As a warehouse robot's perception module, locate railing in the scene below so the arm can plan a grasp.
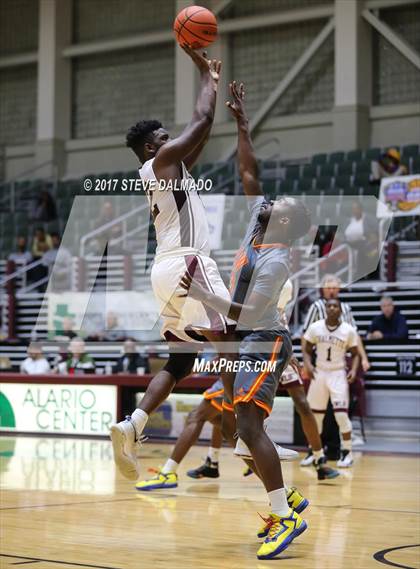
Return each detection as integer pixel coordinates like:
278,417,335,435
79,201,150,257
0,160,56,213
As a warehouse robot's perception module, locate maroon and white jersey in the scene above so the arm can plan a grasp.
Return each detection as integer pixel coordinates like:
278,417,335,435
139,158,210,260
304,319,358,371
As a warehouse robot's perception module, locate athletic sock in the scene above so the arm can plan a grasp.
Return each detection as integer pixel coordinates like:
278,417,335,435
341,439,352,452
268,488,289,517
208,447,220,464
161,458,179,474
313,449,325,461
131,408,148,436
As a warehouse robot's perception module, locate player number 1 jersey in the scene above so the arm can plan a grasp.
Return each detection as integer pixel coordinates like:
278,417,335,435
303,320,358,371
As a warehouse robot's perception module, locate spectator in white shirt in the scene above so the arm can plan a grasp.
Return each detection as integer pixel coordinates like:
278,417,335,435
20,343,50,374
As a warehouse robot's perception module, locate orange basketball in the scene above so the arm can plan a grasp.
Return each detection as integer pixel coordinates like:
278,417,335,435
173,5,218,49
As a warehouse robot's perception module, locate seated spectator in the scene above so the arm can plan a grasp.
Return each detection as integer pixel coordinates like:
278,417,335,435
367,296,409,340
58,338,95,374
30,190,57,222
20,343,50,374
113,339,150,374
41,233,72,291
53,317,78,341
8,236,33,265
88,312,127,342
32,227,52,259
371,148,407,183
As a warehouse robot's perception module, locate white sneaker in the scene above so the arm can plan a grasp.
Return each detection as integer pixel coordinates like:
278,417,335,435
233,436,252,459
275,445,299,462
233,437,298,462
300,449,315,466
336,450,354,468
110,417,145,480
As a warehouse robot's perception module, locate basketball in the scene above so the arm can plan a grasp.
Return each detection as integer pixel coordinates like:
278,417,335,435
174,5,218,49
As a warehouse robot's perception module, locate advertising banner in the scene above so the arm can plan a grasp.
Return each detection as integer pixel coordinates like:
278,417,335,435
141,393,294,443
377,175,420,218
0,384,117,435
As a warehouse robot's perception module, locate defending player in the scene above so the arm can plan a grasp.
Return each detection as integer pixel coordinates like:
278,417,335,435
180,81,311,560
136,379,225,490
110,46,239,481
276,280,339,480
302,298,360,467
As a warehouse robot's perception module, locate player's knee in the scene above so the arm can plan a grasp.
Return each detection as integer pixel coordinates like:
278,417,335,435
236,414,260,448
187,405,207,425
295,396,312,417
163,351,198,383
334,411,352,434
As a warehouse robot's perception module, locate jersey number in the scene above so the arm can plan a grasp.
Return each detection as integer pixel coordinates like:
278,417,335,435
326,347,332,362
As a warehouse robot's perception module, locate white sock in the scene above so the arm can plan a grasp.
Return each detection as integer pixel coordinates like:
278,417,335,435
161,458,179,474
342,439,352,452
208,447,220,463
131,408,148,435
313,449,325,461
268,488,289,517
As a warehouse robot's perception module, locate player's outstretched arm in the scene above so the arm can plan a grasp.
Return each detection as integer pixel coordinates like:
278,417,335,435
154,46,220,170
180,270,282,328
226,81,262,196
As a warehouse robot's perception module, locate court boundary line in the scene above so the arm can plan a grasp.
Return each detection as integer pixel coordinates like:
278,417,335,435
0,553,122,569
373,544,420,569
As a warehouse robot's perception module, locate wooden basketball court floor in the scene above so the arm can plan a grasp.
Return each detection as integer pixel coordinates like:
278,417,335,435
1,436,419,569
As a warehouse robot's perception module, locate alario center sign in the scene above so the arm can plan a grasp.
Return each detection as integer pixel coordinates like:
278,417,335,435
0,384,117,435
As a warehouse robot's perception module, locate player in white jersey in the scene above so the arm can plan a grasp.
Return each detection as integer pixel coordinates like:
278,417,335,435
302,298,360,467
277,281,339,480
109,46,237,481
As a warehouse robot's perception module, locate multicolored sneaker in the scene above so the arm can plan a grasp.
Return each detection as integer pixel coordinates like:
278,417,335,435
257,509,307,560
257,487,309,538
135,470,178,491
186,457,219,479
286,487,309,514
314,456,340,480
243,465,253,477
110,416,146,480
300,448,315,466
337,450,354,468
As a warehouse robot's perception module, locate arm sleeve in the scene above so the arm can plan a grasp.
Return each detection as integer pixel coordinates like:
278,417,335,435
246,195,265,215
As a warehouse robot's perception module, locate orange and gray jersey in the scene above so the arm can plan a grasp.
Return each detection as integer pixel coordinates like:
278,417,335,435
139,158,210,260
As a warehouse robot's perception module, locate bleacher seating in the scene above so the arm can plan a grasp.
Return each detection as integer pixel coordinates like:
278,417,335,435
0,143,419,259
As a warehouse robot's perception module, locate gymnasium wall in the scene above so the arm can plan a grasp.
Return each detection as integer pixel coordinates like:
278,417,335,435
0,0,419,180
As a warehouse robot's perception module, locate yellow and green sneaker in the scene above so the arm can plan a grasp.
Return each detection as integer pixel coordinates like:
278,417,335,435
257,487,309,538
135,470,178,492
286,486,309,514
257,508,307,560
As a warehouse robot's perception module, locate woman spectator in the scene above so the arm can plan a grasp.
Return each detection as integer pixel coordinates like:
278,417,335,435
20,343,50,374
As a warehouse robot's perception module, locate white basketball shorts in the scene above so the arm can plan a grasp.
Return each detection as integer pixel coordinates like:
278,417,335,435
307,368,349,412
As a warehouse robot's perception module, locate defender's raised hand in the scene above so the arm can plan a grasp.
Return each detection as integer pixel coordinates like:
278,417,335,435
182,44,222,83
226,81,246,121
